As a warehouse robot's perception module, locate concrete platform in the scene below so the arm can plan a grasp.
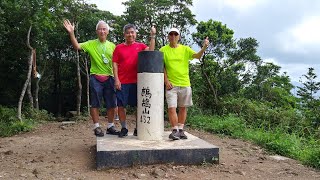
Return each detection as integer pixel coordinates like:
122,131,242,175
96,131,219,169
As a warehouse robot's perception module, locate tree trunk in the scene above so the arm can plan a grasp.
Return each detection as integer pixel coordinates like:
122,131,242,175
34,78,40,110
34,53,47,110
200,54,218,105
75,23,82,116
76,49,82,116
57,59,62,117
18,51,33,120
27,78,34,107
18,25,34,121
85,56,90,115
53,52,62,117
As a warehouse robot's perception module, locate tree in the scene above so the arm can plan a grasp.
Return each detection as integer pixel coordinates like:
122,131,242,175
242,62,296,108
297,67,320,104
192,20,263,106
123,0,197,47
192,20,234,105
297,67,320,128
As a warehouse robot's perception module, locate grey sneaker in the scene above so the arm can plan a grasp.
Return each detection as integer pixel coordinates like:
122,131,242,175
106,126,120,135
118,128,128,138
94,127,104,137
179,129,188,139
169,129,180,140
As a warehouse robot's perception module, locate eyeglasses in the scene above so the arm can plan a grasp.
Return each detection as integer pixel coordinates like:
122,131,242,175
169,32,179,36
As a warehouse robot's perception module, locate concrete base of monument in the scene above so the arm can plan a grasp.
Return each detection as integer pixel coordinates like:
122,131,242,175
96,131,219,169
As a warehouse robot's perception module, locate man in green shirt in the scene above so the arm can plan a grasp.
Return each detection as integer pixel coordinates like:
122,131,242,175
63,19,119,137
160,28,209,140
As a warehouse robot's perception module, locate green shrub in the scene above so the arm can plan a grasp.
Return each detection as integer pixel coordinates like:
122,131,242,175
188,113,320,169
218,98,306,133
10,120,34,133
23,107,54,121
303,148,320,168
0,106,53,137
298,138,320,169
0,119,34,137
0,106,17,123
188,114,246,137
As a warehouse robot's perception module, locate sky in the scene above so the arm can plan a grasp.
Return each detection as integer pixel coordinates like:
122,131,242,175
87,0,320,83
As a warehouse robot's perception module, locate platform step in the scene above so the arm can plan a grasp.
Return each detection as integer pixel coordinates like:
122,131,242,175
96,131,219,169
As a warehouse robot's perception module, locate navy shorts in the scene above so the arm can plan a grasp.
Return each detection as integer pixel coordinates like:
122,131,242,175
89,75,116,109
116,83,137,107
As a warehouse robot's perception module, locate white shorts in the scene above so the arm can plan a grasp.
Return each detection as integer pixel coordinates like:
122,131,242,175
166,86,193,108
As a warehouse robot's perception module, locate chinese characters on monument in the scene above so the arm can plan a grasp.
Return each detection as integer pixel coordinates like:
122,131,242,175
140,87,152,124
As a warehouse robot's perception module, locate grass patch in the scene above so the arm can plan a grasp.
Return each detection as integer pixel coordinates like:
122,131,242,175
0,106,53,137
188,114,320,169
0,119,34,137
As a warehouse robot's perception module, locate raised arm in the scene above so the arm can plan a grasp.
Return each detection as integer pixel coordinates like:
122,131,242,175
145,26,156,51
63,19,81,50
192,37,209,59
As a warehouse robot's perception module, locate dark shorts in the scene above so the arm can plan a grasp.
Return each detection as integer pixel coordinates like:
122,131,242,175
89,75,116,109
116,83,137,107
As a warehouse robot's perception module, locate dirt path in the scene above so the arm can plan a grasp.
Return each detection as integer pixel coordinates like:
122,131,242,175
0,116,319,180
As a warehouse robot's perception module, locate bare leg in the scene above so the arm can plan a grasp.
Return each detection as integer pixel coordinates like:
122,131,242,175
168,107,178,128
118,106,128,137
90,108,99,124
177,107,187,125
114,106,119,118
168,107,180,140
118,106,126,121
106,107,115,123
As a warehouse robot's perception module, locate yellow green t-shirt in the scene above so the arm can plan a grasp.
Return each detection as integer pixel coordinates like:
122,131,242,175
80,39,115,76
160,44,195,87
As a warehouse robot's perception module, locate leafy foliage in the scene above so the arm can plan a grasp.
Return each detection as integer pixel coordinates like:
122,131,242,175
123,0,197,47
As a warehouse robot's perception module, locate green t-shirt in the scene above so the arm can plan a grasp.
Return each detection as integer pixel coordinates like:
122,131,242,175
160,44,195,87
80,39,115,76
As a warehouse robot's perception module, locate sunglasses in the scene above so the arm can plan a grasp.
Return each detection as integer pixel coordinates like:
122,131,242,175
169,32,179,36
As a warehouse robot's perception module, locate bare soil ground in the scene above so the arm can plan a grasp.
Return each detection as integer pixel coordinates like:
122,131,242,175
0,115,319,180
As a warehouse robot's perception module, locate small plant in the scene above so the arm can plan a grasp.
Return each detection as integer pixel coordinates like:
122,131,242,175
212,157,219,164
201,158,209,167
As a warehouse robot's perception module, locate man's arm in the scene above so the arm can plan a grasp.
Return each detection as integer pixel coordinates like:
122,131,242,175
164,68,173,90
63,19,82,50
192,37,209,59
113,62,121,90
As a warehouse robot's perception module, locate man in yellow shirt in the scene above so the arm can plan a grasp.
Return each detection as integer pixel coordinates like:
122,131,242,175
160,28,209,140
63,19,119,137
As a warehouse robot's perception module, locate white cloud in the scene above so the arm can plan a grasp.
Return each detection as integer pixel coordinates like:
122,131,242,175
223,0,265,12
263,57,278,64
86,0,127,15
193,0,266,15
292,16,320,43
262,57,314,82
278,16,320,54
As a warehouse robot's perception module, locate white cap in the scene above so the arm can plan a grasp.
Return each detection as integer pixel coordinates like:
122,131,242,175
168,27,180,35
